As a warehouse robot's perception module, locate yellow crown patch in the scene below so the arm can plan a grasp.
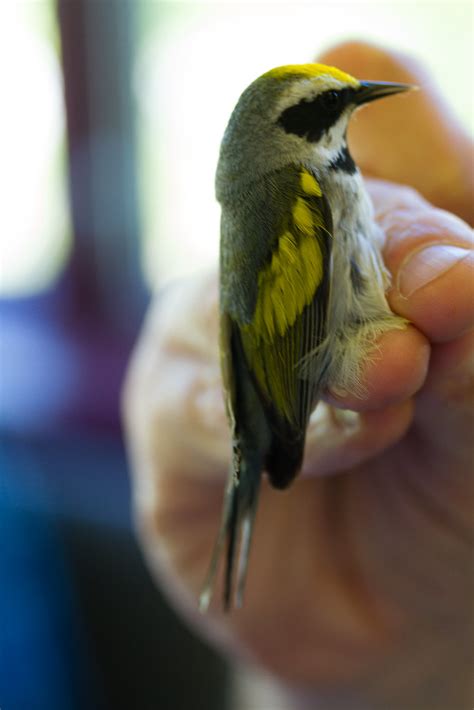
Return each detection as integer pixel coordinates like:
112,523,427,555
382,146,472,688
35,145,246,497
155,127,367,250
262,63,359,87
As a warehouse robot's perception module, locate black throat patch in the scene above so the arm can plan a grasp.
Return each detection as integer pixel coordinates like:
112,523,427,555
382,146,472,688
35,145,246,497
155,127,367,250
329,145,356,174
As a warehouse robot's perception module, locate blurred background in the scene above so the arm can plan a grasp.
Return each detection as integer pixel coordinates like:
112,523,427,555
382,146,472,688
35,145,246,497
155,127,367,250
0,1,472,709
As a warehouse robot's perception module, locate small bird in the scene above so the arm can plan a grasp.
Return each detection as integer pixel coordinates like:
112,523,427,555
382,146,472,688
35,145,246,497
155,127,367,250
200,63,412,612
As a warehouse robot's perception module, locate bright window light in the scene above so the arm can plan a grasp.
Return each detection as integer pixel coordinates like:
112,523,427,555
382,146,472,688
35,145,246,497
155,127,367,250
0,2,71,297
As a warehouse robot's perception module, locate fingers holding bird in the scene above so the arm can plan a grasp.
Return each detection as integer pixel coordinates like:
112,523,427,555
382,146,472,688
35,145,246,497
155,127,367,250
312,181,472,484
324,325,429,412
377,186,474,343
302,399,414,478
324,180,473,412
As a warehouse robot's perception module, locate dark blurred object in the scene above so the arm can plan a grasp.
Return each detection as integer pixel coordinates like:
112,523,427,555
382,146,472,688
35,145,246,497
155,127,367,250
58,0,146,341
0,1,229,707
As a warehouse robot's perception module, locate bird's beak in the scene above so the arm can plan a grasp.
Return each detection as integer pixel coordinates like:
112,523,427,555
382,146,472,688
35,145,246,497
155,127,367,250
354,80,415,105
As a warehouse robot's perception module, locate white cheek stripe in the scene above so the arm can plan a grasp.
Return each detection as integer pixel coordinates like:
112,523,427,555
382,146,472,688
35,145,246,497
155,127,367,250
311,112,351,164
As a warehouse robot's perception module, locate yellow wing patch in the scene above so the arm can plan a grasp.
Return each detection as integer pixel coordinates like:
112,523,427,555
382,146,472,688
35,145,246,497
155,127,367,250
238,169,330,425
246,188,324,344
293,198,313,234
241,221,324,422
300,169,322,197
262,63,359,88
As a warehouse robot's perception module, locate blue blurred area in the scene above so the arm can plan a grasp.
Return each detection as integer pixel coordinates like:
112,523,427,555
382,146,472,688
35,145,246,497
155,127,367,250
0,373,134,709
0,430,124,710
0,490,101,710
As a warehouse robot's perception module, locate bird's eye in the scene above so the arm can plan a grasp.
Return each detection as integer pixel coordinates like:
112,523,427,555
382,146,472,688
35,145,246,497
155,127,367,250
321,90,342,112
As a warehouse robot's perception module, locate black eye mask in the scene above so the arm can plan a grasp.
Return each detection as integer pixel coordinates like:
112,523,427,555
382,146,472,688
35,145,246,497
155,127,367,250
277,87,355,143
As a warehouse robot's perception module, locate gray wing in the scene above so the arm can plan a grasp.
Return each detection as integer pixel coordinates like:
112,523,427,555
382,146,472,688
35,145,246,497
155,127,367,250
219,164,333,439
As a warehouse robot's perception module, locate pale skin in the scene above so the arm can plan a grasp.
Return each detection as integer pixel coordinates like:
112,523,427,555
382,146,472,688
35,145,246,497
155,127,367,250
123,43,474,710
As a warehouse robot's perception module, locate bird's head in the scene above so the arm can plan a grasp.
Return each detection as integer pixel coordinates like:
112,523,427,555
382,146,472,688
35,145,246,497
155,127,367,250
216,63,411,197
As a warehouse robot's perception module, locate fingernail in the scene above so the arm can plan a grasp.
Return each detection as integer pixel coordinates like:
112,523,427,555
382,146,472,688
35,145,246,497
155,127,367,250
398,244,472,297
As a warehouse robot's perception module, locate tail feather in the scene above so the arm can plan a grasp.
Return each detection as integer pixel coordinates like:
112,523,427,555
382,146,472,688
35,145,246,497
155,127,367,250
224,480,240,610
199,454,261,612
235,490,260,607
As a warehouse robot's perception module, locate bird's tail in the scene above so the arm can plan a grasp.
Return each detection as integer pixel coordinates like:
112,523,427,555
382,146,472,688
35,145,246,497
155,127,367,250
199,451,262,612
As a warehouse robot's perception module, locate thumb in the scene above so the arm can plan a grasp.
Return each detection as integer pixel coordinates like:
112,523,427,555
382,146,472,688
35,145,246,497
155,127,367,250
317,41,474,225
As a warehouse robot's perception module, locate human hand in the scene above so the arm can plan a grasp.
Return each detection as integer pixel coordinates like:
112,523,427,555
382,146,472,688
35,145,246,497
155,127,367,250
123,42,474,710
